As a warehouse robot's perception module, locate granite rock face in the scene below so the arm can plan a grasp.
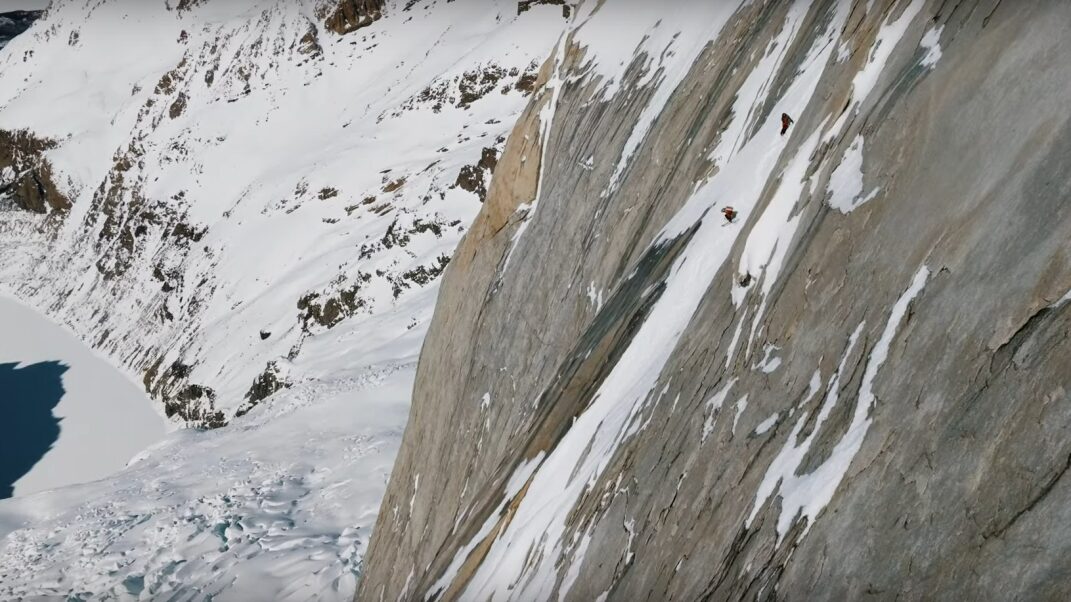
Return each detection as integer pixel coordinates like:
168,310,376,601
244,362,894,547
0,129,68,214
359,0,1071,599
320,0,384,35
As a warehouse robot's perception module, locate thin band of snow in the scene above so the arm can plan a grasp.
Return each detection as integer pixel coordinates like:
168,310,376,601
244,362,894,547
746,265,929,542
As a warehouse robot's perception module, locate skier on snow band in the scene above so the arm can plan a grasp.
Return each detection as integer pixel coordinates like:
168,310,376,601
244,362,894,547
781,112,794,135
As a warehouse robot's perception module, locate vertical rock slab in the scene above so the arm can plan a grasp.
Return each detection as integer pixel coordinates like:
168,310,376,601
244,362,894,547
360,0,1071,600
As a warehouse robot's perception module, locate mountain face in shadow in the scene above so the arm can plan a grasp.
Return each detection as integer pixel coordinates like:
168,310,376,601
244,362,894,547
0,361,66,499
0,10,43,51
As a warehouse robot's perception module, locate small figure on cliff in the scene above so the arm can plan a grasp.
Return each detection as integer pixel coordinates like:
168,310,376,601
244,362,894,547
781,112,794,136
721,206,738,223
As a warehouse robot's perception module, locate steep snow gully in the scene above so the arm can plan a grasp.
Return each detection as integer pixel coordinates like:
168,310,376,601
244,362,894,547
2,0,1071,600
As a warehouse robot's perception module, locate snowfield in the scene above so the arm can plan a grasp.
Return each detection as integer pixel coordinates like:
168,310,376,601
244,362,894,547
0,0,567,598
0,0,565,425
0,350,413,599
0,295,166,498
0,278,435,599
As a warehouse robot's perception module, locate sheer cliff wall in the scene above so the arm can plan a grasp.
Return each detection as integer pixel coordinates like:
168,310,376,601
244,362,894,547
360,1,1071,599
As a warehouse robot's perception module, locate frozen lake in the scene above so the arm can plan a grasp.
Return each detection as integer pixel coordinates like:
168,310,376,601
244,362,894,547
0,296,166,498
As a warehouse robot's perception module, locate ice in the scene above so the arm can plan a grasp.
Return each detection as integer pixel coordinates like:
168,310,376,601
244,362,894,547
0,360,415,600
0,295,166,497
920,24,944,68
851,0,926,106
754,413,779,436
827,134,881,213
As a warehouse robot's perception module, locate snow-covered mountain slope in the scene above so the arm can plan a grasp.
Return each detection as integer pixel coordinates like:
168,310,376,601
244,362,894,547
360,0,1071,599
0,0,567,598
0,0,563,427
0,10,42,51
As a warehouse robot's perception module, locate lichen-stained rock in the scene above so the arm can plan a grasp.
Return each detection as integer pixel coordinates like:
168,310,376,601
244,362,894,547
359,0,1071,600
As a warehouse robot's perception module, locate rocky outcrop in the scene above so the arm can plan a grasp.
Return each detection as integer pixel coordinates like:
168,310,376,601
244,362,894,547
518,0,571,19
454,147,499,202
320,0,384,35
0,10,42,51
173,0,209,12
142,358,225,428
298,280,370,332
236,359,291,417
359,0,1071,600
0,129,68,214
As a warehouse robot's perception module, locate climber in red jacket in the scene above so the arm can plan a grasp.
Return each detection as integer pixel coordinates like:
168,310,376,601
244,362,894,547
781,112,794,136
721,206,737,223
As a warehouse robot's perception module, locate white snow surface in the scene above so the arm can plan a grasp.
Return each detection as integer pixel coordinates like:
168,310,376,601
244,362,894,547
731,395,750,435
0,0,564,420
753,412,778,436
0,0,567,598
920,24,944,68
570,1,742,193
851,0,926,106
0,295,166,497
828,134,880,213
701,379,735,444
0,354,414,600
